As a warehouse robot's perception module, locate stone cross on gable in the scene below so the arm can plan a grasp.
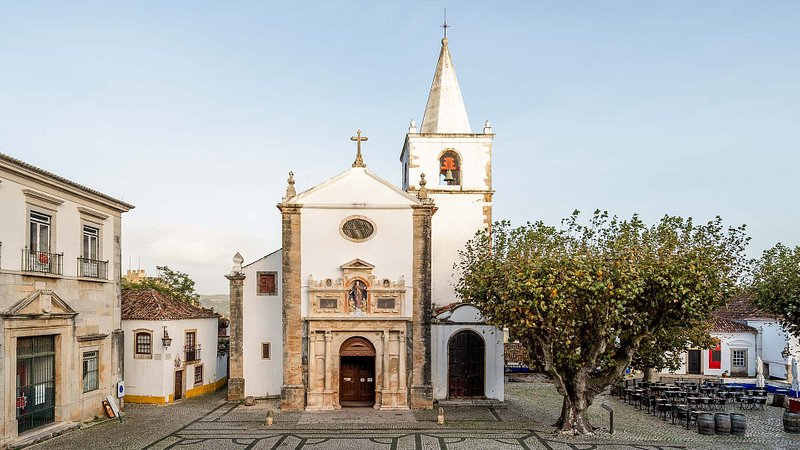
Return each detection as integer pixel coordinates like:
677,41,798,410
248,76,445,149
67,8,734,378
351,129,368,168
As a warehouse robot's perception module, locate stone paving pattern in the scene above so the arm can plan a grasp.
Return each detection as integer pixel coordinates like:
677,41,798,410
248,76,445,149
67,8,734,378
28,382,800,449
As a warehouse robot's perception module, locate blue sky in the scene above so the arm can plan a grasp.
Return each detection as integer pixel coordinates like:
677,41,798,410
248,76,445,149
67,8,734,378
1,1,798,293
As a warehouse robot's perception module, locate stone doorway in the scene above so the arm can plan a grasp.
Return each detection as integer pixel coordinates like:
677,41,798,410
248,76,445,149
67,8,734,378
339,337,376,407
16,336,56,434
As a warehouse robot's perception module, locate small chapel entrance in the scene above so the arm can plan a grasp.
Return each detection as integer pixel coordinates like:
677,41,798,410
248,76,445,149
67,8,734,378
448,330,485,398
339,337,376,407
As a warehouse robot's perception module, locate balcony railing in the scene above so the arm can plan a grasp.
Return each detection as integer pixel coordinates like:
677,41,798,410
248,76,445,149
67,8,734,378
21,249,63,275
185,344,202,363
77,257,108,279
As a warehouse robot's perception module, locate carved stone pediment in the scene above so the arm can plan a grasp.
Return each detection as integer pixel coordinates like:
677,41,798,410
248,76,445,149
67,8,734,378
1,290,78,319
340,259,375,270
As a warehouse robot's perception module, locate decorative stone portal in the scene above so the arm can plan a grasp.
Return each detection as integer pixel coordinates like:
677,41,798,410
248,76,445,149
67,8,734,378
305,324,409,411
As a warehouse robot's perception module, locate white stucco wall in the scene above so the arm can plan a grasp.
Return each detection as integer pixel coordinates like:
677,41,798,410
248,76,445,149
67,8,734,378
431,305,504,401
748,320,795,379
666,333,757,377
241,250,283,397
402,135,493,308
291,168,418,318
123,317,219,400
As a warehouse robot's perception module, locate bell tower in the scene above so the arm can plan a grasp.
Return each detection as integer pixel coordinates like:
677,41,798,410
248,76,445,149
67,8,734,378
400,36,494,307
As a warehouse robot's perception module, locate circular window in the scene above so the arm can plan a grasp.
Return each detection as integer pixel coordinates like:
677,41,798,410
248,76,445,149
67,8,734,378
341,217,375,242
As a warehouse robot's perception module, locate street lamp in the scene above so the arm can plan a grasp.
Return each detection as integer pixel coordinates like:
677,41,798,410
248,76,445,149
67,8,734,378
162,326,172,348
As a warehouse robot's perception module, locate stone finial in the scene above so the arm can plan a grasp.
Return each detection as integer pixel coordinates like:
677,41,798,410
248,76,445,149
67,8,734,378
408,119,417,133
418,173,428,199
483,120,492,134
231,252,244,275
284,171,296,200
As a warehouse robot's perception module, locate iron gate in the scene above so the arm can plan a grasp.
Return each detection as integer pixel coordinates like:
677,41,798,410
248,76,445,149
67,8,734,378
16,336,56,433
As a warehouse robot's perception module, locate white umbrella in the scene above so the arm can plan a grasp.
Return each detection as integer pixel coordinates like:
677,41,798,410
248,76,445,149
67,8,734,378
792,357,799,396
756,356,765,388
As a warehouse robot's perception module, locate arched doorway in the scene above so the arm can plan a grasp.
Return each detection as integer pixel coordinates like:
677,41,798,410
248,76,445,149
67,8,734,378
339,337,376,407
448,330,485,398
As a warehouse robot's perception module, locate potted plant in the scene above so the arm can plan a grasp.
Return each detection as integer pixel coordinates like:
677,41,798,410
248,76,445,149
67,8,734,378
722,370,729,378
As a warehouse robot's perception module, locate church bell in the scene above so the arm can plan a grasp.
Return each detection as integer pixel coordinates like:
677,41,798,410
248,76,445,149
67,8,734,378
444,169,455,183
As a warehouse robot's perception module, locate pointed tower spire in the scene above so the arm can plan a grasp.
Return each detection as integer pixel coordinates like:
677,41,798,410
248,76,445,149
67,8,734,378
420,35,472,134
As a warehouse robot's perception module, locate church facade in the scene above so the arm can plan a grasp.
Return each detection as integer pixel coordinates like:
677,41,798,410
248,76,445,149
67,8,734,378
227,36,503,411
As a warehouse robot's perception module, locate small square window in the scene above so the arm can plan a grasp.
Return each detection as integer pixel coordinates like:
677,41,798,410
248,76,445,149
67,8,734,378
319,298,337,309
257,272,277,295
135,332,152,355
262,343,271,360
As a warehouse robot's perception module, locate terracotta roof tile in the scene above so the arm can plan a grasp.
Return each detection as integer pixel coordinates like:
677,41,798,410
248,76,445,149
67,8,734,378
715,294,777,321
709,315,758,334
122,289,220,321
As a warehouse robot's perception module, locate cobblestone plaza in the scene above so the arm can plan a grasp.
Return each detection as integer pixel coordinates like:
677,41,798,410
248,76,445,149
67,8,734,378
29,382,800,450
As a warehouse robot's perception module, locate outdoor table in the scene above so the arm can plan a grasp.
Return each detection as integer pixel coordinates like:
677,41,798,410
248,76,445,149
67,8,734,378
739,396,754,410
687,397,702,410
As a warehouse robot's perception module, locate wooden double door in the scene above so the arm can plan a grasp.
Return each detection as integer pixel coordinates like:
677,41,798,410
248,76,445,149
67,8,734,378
448,330,485,398
339,356,375,406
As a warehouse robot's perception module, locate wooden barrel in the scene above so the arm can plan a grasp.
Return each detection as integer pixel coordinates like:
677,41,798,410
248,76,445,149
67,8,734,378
772,393,786,407
698,413,715,435
730,413,746,436
714,413,731,435
784,411,800,433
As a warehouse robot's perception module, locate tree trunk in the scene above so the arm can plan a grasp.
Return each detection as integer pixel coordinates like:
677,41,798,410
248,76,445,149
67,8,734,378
556,394,594,435
642,366,653,382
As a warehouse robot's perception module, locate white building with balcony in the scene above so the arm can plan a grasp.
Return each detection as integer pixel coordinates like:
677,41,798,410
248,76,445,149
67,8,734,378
0,152,133,446
121,289,225,404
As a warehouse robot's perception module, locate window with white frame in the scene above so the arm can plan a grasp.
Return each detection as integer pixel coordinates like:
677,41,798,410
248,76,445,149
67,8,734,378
29,212,51,253
82,351,99,392
135,331,152,357
82,226,99,260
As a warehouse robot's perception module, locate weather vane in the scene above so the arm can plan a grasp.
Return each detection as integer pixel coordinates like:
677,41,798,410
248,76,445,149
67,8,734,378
441,9,450,39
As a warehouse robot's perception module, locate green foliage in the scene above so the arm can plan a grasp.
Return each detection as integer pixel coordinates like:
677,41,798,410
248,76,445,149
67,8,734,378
752,243,800,337
456,210,748,434
123,265,200,305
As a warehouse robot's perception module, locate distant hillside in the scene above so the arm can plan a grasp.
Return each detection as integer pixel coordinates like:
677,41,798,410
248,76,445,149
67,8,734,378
198,295,230,318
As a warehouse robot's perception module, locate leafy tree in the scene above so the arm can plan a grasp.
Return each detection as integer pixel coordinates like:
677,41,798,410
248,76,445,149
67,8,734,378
456,211,747,435
752,243,800,337
123,265,200,305
632,323,716,382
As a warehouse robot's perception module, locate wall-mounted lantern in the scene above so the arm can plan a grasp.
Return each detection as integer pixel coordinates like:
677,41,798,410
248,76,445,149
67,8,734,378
162,326,173,348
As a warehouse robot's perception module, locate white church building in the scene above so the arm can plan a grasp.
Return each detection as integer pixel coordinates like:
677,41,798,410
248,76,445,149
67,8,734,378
226,35,504,410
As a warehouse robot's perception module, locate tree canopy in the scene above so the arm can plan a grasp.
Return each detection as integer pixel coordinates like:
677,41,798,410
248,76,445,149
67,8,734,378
123,265,200,305
456,211,748,434
752,243,800,338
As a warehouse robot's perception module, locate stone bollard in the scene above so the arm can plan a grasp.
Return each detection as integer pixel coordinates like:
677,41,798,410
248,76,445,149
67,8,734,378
437,407,445,425
244,396,255,406
266,410,274,427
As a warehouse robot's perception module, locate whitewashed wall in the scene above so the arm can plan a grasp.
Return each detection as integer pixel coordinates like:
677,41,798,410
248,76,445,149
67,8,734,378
748,320,794,379
241,250,283,397
403,135,493,308
123,317,219,399
431,305,504,401
666,333,757,377
293,169,417,318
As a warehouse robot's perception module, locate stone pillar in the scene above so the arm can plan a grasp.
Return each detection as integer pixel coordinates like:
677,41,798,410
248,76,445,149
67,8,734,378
278,204,305,410
399,330,407,391
226,252,246,401
308,331,317,393
410,201,435,409
324,331,333,393
382,330,390,393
